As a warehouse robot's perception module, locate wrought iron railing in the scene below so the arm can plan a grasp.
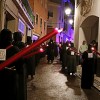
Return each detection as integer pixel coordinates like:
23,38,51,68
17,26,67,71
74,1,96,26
21,0,35,24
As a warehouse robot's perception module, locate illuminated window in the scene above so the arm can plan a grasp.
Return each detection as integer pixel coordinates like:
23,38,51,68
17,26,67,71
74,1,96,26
18,19,25,34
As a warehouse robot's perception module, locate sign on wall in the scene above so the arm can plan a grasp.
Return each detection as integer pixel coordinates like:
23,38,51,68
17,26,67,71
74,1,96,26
18,19,25,34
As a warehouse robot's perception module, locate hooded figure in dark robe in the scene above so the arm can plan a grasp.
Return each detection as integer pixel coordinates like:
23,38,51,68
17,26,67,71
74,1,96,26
0,29,24,100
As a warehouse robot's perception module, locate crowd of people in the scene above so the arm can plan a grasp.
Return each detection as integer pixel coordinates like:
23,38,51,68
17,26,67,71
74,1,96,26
46,39,98,89
0,28,99,100
0,29,42,100
58,40,78,75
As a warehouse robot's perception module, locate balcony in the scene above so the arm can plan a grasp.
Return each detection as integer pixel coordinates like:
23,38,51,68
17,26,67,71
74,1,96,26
12,0,34,29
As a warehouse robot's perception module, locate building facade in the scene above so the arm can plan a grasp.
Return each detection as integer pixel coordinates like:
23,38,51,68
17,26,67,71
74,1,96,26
47,0,65,43
74,0,100,51
63,0,75,43
0,0,34,42
29,0,48,40
74,0,100,89
47,0,75,44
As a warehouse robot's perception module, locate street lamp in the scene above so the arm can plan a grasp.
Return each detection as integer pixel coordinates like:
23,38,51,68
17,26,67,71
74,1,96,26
68,19,73,25
64,7,74,42
65,8,74,25
65,8,72,15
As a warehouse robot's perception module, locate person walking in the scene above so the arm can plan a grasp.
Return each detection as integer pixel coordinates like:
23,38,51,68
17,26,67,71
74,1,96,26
79,40,88,54
79,40,88,64
46,39,55,63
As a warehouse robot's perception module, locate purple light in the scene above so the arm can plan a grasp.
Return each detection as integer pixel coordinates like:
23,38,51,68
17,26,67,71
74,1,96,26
64,0,70,3
32,35,39,41
18,19,25,34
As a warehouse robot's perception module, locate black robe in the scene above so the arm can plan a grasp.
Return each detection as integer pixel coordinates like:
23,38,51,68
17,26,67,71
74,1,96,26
81,51,95,89
0,46,24,100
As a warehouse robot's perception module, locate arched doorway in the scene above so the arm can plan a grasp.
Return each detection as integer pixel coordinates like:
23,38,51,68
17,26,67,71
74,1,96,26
80,15,99,44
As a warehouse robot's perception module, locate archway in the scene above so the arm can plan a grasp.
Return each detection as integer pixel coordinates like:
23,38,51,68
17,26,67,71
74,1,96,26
80,15,99,44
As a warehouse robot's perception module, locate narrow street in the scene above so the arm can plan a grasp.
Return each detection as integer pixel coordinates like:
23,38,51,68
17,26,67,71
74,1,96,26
27,57,100,100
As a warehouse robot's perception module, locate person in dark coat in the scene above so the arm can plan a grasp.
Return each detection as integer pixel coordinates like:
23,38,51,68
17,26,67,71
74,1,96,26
26,36,36,79
59,42,63,63
54,42,58,57
13,31,26,49
61,42,68,70
12,31,27,100
0,29,24,100
46,39,55,63
81,44,95,89
66,42,76,75
89,40,98,74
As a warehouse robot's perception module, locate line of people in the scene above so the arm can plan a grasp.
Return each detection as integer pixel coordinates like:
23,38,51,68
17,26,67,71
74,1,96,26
79,40,98,89
46,39,58,64
59,40,78,75
0,28,98,99
58,39,98,89
0,29,42,100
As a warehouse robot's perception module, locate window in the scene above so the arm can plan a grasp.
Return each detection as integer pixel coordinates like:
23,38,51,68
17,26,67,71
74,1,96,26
36,14,38,24
48,11,53,17
18,19,25,34
40,18,42,27
44,21,46,30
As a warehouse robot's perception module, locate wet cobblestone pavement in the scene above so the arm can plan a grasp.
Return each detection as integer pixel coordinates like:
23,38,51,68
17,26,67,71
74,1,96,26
27,57,100,100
